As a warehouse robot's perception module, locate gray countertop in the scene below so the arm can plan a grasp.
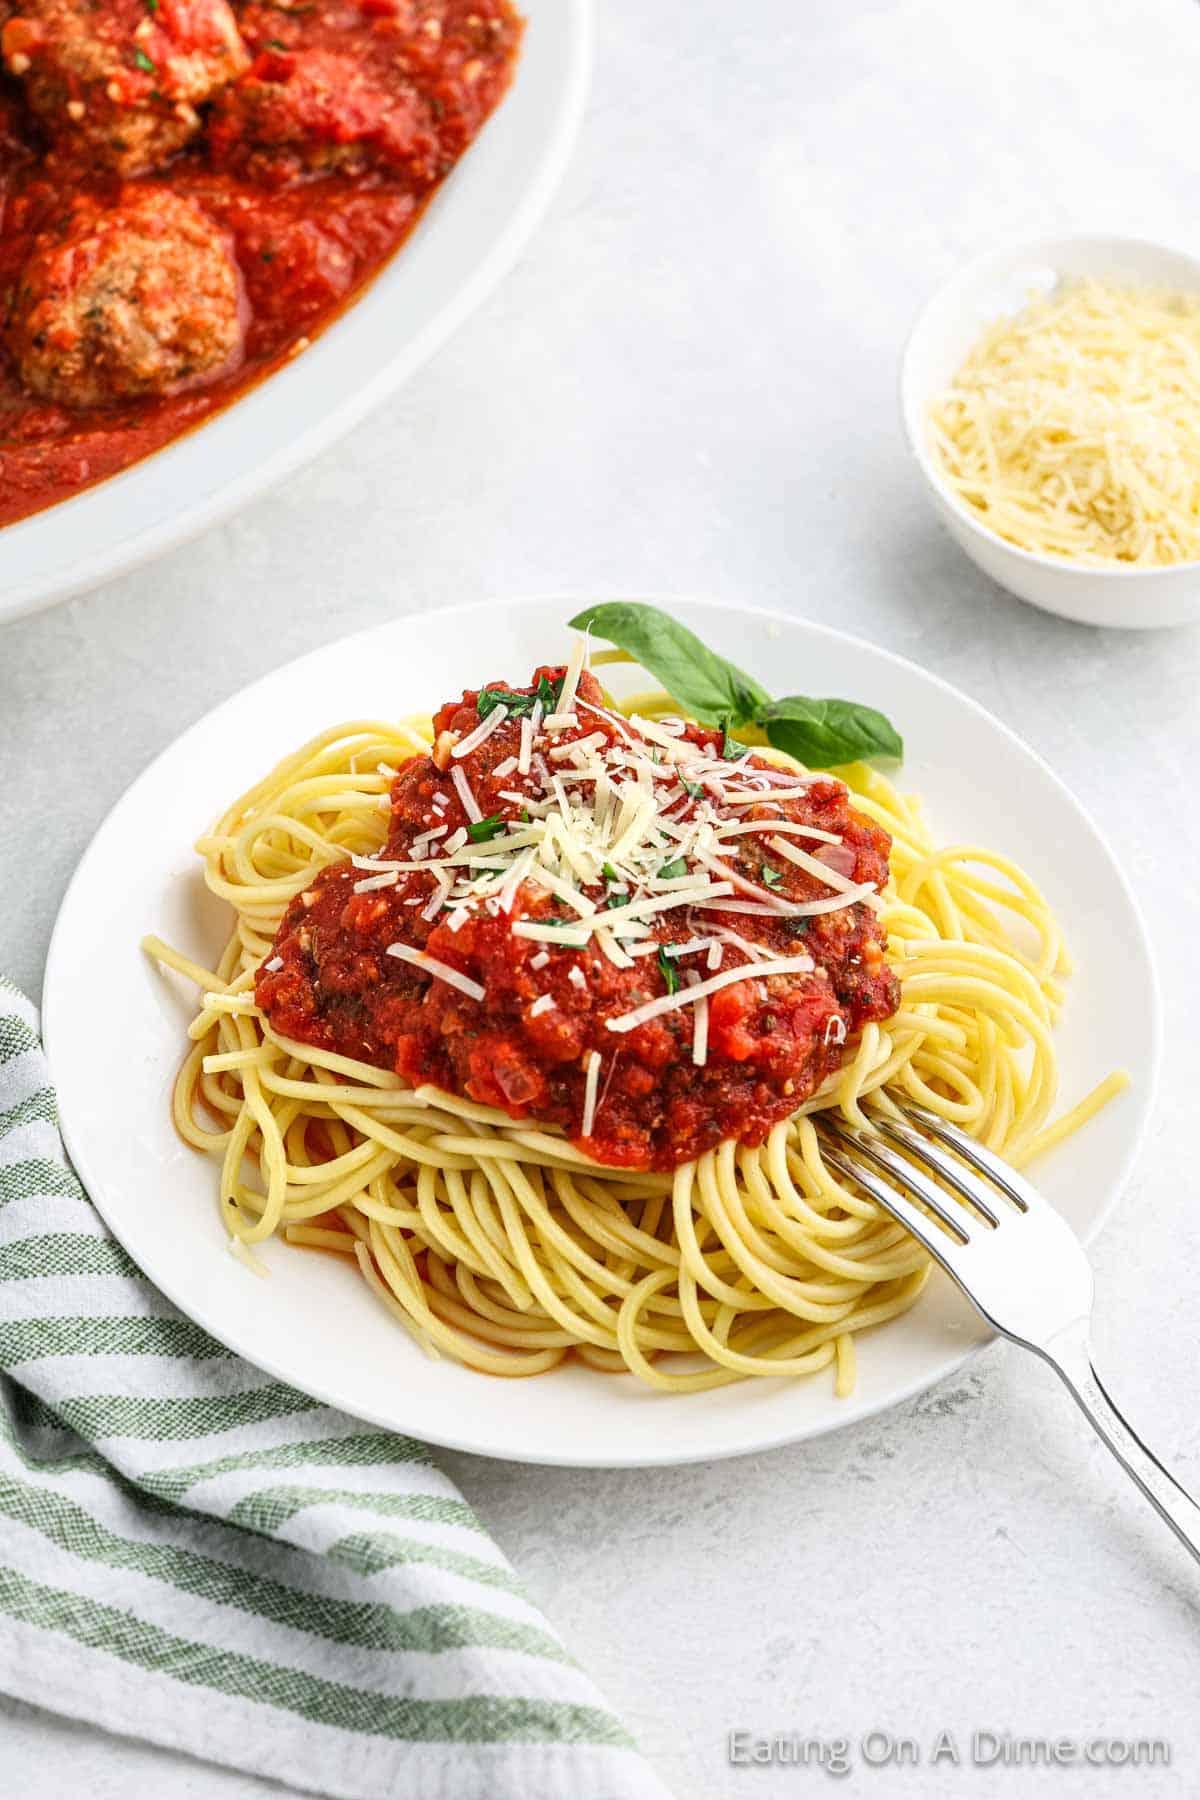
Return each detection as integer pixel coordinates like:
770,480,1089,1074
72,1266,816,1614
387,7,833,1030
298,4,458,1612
3,1,1200,1793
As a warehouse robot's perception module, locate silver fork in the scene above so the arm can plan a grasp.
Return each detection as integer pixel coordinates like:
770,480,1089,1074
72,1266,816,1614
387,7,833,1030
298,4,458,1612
818,1102,1200,1567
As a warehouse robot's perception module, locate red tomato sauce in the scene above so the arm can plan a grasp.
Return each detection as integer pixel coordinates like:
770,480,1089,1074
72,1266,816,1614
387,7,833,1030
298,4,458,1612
0,0,521,527
257,669,901,1171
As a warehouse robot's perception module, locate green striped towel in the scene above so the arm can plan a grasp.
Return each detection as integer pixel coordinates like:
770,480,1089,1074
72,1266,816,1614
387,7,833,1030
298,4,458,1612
0,978,669,1799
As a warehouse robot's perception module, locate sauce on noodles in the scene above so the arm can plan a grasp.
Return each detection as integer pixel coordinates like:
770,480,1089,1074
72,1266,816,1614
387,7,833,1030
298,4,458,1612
256,665,900,1168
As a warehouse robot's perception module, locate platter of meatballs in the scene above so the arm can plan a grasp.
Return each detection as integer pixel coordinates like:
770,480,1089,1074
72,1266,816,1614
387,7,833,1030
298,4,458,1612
0,0,528,529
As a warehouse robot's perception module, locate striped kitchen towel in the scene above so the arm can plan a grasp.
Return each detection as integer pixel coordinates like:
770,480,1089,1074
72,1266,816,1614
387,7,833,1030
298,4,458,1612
0,977,669,1800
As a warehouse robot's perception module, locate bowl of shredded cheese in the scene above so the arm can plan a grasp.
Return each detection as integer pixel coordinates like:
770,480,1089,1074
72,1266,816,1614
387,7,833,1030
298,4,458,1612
902,235,1200,628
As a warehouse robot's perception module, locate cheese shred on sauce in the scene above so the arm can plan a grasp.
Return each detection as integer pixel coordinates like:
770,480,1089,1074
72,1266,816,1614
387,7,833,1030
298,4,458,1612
928,277,1200,566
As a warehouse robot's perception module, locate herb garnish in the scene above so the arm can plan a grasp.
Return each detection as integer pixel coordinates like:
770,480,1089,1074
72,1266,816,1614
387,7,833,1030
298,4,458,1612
568,601,903,769
658,857,687,881
760,863,785,889
133,46,156,71
657,946,679,995
466,814,505,843
476,673,564,721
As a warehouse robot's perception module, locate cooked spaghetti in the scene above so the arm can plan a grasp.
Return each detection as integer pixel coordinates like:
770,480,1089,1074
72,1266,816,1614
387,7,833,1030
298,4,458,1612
144,638,1124,1395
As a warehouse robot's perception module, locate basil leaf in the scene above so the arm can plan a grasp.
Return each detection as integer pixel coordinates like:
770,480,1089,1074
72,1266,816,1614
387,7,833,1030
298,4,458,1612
536,673,563,713
477,686,534,719
476,674,563,721
657,945,679,995
759,697,903,769
720,728,747,762
568,601,769,728
466,814,505,843
658,857,687,880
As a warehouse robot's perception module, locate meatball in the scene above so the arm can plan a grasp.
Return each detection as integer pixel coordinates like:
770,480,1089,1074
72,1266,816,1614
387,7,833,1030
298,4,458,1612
9,186,244,407
2,0,248,175
208,48,439,187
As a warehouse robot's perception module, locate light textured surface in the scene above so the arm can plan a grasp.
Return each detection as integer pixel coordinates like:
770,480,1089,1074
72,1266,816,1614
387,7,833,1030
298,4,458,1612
2,0,1200,1794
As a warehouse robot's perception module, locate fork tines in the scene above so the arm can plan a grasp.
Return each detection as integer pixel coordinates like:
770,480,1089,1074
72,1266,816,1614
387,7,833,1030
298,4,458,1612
815,1102,1038,1259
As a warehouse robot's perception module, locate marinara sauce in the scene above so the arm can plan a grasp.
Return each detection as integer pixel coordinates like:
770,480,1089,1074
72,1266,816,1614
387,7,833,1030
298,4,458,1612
0,0,521,525
258,669,901,1171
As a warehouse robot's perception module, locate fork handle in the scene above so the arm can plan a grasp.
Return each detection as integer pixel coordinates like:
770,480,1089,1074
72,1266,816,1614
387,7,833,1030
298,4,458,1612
1042,1321,1200,1568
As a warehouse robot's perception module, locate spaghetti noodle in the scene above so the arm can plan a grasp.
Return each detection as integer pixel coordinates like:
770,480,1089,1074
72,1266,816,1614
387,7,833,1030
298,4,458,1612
144,653,1124,1396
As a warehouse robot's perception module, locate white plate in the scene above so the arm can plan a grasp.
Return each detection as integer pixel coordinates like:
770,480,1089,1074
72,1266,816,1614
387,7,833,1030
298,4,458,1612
43,596,1161,1467
0,1,591,628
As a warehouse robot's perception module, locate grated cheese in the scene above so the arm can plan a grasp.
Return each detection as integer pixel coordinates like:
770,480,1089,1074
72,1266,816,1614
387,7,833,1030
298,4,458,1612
928,277,1200,566
384,942,485,1001
767,834,883,912
451,703,508,758
451,764,483,824
581,1050,602,1135
605,954,815,1035
688,974,709,1067
355,640,883,1101
551,632,589,724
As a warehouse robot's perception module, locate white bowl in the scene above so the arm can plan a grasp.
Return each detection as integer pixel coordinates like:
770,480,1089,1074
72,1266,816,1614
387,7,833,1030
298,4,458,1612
901,234,1200,630
0,0,592,628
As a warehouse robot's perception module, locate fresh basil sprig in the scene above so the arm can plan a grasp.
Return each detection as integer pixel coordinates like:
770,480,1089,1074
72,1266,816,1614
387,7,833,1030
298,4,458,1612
568,601,902,769
757,697,902,768
570,602,769,727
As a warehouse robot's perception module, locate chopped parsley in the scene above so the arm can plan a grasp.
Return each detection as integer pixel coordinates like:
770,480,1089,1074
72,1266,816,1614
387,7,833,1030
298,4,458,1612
657,946,679,995
466,814,505,843
682,779,705,799
133,46,156,72
658,857,687,881
760,862,785,889
602,862,620,884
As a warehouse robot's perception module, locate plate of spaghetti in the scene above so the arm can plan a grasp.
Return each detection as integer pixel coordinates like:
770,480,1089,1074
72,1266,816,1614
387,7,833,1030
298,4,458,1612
43,596,1159,1465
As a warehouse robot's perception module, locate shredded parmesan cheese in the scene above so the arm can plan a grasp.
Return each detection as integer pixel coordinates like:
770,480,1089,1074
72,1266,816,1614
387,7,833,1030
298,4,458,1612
928,277,1200,566
451,703,508,758
581,1050,602,1135
384,942,486,1001
450,764,483,824
605,954,815,1035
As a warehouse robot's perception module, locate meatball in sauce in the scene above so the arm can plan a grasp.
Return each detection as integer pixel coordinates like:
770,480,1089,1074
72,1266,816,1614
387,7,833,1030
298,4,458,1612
10,186,244,406
0,0,522,526
2,0,248,175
